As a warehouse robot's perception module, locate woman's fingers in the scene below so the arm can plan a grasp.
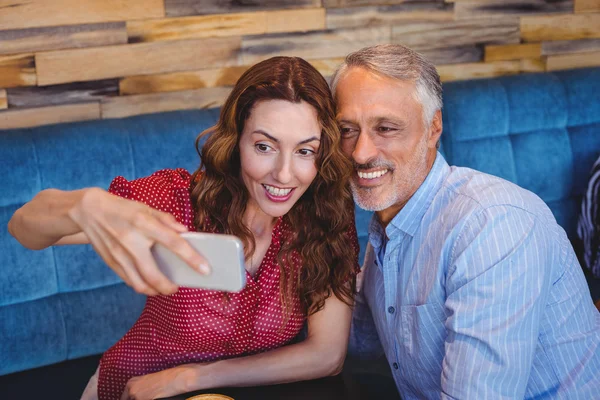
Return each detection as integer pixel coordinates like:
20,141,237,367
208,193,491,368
153,211,188,233
134,211,211,275
90,223,162,296
126,239,179,296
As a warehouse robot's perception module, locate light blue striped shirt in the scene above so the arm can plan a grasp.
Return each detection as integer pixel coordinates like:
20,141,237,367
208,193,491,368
350,153,600,399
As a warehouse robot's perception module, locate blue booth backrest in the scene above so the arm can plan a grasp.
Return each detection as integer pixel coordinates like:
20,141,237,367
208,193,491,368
1,68,599,375
441,67,600,240
0,109,221,374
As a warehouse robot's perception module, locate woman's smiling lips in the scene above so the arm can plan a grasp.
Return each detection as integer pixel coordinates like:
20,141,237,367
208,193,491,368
262,184,295,202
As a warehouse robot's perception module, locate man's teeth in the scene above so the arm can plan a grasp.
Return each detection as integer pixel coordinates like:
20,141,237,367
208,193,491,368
357,169,388,180
264,185,292,196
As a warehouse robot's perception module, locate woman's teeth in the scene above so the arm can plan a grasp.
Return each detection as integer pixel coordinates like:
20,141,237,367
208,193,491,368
357,169,388,180
264,185,292,196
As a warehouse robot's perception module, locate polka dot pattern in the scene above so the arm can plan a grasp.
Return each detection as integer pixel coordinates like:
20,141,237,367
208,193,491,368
97,169,308,400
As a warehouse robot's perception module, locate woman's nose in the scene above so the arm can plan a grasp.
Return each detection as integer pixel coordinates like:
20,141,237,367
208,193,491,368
273,154,293,184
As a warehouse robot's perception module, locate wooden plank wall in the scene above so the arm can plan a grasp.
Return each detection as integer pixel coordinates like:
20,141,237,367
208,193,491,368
0,0,599,129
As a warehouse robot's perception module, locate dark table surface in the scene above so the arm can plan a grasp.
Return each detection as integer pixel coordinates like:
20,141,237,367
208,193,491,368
162,371,401,400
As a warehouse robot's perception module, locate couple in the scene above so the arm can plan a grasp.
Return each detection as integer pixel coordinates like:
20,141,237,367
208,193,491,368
9,44,600,400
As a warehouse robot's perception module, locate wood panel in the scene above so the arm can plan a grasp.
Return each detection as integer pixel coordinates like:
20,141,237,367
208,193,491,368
520,57,547,72
266,9,326,34
485,43,542,62
0,0,164,31
326,3,454,30
420,46,484,65
546,51,600,70
7,80,119,108
309,58,346,78
455,0,573,20
165,0,320,17
0,54,36,88
127,9,325,43
0,90,6,110
35,37,241,86
521,14,600,41
241,27,391,65
438,61,521,82
101,87,232,119
392,18,520,51
120,58,347,95
0,102,100,130
127,13,264,43
575,0,600,13
542,38,600,55
323,0,411,7
0,23,127,57
120,67,250,95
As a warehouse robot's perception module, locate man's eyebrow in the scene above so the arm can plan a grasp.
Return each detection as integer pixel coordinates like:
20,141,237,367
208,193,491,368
374,117,407,128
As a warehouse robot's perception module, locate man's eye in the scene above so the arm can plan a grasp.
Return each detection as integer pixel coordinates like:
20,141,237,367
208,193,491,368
377,126,394,133
340,127,354,136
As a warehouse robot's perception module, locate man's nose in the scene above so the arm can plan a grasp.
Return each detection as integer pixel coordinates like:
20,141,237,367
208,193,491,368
352,132,378,165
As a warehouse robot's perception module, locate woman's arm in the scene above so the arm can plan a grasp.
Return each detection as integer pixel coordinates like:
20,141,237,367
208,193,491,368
198,293,353,385
8,188,94,249
8,187,208,296
121,293,353,400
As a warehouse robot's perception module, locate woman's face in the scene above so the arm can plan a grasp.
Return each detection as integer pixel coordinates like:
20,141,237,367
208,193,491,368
239,99,321,219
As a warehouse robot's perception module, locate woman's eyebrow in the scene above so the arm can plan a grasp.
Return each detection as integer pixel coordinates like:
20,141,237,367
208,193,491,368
253,130,278,142
298,136,320,145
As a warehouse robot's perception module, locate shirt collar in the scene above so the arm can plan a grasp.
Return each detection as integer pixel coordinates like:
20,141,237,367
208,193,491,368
369,152,449,243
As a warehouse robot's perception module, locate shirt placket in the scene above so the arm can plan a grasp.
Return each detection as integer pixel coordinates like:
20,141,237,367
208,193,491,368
382,233,403,377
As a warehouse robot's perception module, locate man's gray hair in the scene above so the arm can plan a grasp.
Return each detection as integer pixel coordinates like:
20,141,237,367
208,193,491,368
331,44,443,126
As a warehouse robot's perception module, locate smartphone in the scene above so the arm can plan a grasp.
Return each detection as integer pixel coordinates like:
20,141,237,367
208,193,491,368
151,232,246,292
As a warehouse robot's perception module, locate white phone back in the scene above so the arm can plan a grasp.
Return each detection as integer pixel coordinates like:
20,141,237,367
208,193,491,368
151,232,246,292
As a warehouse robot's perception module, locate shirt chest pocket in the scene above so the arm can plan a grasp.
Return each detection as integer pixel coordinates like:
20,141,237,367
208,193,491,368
398,303,447,364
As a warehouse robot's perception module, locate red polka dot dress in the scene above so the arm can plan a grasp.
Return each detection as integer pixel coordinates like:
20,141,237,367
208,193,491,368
96,169,360,400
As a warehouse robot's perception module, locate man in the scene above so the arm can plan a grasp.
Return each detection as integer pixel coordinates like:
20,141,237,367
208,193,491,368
333,44,600,399
577,154,600,310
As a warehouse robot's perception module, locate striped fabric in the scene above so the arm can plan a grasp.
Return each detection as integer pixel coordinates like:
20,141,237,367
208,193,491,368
577,155,600,278
350,153,600,399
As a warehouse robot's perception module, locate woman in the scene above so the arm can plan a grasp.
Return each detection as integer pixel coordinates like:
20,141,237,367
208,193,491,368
8,56,359,400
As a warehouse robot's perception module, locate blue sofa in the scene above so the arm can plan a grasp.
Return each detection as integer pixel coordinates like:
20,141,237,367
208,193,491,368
2,67,599,376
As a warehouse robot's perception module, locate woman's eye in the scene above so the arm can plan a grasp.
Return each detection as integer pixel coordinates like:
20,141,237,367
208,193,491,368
298,148,315,156
255,143,271,152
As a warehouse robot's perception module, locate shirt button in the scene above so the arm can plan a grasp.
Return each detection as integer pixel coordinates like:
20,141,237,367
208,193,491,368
392,362,399,370
388,306,395,314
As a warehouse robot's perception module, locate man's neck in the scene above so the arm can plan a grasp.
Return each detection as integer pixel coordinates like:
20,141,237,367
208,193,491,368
375,149,437,229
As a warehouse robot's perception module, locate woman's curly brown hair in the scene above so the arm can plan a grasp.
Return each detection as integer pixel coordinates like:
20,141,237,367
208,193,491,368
190,56,357,319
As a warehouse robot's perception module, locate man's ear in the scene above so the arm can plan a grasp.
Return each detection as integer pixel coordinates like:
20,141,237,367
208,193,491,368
427,110,443,148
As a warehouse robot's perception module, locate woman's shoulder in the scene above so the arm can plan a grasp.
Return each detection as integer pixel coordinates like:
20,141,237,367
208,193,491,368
108,168,195,225
108,168,192,196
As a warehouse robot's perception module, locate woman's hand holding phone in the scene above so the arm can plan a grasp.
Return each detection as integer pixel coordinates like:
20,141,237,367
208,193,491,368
68,188,211,296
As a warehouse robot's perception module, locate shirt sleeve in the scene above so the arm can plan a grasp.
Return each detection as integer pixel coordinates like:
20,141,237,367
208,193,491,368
348,289,385,360
107,168,195,228
348,242,385,360
441,205,554,399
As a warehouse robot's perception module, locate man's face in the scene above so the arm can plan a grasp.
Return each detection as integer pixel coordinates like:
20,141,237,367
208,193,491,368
335,67,441,224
